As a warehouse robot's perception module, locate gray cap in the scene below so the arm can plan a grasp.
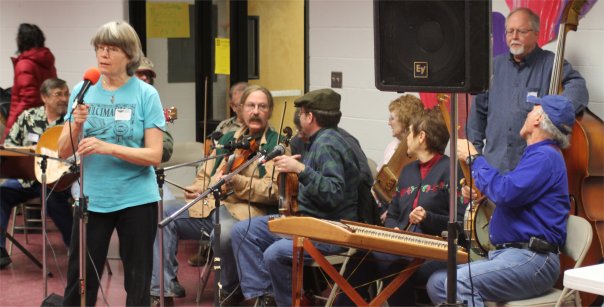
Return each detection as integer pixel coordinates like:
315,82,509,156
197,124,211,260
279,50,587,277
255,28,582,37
294,88,341,111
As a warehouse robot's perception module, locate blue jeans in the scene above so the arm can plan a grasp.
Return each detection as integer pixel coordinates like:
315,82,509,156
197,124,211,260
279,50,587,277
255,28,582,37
0,179,73,248
150,200,239,296
426,248,560,307
231,215,345,306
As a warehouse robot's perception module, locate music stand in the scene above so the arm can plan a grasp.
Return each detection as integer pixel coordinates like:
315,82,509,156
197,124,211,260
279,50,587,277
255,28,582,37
0,147,43,269
0,146,72,299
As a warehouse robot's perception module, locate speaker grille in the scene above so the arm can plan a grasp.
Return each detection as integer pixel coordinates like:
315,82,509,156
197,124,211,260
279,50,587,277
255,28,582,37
374,0,491,93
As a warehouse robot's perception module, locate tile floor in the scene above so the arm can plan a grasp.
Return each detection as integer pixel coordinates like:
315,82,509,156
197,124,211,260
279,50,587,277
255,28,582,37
0,222,214,306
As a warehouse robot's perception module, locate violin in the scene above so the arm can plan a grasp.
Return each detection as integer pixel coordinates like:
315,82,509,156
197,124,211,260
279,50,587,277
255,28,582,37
221,137,259,173
219,136,259,196
277,127,299,216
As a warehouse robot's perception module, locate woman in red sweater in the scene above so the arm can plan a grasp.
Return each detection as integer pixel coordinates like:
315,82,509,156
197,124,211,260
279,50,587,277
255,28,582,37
2,23,57,141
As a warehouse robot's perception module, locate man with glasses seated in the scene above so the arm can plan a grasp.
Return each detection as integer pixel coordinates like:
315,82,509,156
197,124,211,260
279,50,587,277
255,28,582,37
150,84,282,306
1,78,73,269
230,88,363,306
467,7,588,173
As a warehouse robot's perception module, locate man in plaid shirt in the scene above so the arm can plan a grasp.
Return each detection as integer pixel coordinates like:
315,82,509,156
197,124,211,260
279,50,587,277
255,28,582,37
229,88,362,306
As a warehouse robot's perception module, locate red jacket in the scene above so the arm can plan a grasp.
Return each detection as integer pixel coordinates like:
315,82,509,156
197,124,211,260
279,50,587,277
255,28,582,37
2,47,57,141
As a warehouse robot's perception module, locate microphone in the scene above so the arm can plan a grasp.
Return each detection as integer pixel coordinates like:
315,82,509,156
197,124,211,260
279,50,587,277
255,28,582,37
260,144,286,164
213,136,251,151
74,67,101,105
207,131,223,141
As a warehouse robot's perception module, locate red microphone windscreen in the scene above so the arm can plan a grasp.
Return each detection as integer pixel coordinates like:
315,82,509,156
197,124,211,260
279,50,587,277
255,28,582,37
83,67,101,85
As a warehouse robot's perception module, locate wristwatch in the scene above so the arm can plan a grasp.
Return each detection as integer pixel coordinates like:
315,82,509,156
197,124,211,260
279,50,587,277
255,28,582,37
466,154,481,166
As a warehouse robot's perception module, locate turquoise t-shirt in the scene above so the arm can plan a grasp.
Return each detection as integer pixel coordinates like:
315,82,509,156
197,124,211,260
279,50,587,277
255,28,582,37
65,76,165,213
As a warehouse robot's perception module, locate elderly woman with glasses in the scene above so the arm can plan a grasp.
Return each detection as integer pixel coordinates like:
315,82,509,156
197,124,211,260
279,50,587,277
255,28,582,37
58,21,165,306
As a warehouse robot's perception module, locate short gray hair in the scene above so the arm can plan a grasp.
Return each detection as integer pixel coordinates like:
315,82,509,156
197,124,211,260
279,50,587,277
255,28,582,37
40,78,67,96
507,7,540,32
537,109,570,149
91,21,143,76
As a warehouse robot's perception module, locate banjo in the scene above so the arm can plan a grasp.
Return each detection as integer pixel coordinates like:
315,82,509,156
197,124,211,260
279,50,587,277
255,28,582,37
437,94,495,257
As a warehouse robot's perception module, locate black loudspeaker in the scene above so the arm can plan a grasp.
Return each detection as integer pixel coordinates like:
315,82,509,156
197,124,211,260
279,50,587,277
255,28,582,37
374,0,491,93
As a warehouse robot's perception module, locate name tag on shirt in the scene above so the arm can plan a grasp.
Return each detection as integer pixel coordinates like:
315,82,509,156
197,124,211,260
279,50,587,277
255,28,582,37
115,108,132,121
27,132,40,143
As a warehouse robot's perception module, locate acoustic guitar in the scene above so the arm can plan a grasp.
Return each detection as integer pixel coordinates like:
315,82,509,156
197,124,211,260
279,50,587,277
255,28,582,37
34,107,178,191
35,125,78,191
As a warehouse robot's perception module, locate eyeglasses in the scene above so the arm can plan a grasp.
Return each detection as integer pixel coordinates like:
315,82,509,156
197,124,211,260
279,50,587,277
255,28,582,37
505,28,534,36
243,102,269,112
50,91,70,98
95,45,122,56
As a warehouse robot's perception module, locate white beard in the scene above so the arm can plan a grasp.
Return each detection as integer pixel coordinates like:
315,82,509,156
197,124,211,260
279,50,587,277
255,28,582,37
509,41,525,56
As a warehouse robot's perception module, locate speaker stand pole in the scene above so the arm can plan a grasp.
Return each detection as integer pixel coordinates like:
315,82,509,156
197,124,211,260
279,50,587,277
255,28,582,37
440,93,465,307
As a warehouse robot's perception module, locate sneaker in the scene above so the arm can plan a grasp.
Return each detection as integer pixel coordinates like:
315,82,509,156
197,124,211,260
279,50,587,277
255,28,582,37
257,295,276,307
171,278,186,298
0,247,12,269
150,295,174,307
219,288,244,306
188,244,211,267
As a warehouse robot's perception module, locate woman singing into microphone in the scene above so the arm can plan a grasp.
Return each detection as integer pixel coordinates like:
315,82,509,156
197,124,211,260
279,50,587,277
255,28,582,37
58,21,165,306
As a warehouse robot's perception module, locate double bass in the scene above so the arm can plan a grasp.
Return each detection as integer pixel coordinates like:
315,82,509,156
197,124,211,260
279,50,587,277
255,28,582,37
552,1,604,305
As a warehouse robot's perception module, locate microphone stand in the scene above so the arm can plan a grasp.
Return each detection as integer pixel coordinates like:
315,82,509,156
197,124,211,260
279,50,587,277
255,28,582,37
71,120,88,307
158,150,271,306
37,153,69,298
155,153,227,307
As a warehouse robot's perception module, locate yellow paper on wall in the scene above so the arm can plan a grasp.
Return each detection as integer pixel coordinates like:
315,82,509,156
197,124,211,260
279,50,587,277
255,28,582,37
146,2,190,38
215,38,230,75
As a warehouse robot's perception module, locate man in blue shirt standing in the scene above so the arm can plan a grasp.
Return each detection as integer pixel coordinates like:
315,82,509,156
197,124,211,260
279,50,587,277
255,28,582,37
427,95,574,306
468,7,588,173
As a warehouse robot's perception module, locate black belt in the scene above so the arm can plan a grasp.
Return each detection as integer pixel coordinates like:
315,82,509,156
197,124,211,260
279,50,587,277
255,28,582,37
495,238,559,254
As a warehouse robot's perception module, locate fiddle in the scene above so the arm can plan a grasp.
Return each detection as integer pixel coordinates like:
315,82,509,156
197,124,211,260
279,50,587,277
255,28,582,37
219,136,259,197
277,127,299,216
221,137,259,173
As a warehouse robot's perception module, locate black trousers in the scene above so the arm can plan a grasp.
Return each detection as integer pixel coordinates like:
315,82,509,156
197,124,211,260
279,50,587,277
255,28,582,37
63,202,157,306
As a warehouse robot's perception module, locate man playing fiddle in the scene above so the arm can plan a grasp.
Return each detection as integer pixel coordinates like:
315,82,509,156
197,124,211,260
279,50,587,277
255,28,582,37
150,84,282,306
230,88,363,306
1,78,73,269
428,95,574,306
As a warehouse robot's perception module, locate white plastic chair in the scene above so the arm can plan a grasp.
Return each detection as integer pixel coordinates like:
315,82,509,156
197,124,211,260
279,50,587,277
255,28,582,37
484,215,593,307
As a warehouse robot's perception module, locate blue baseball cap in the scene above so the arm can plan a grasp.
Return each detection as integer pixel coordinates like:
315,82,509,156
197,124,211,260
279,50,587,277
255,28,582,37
527,95,575,134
